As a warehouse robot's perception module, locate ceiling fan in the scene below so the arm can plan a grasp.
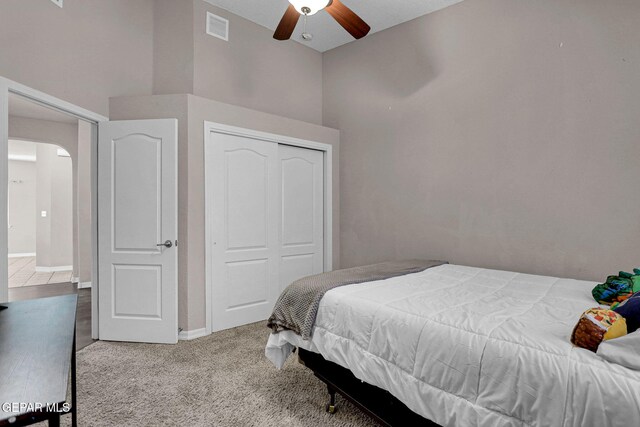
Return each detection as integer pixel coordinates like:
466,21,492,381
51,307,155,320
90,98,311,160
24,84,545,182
274,0,370,41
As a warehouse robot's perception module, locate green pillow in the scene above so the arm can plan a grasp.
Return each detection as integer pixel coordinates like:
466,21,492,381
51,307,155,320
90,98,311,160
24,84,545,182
592,275,634,305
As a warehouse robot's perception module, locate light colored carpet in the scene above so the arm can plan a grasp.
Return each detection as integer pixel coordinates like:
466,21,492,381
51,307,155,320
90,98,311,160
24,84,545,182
61,322,377,426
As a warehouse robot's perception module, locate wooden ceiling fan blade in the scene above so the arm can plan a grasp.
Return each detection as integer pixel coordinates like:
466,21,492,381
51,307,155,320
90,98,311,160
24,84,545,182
325,0,370,39
274,4,300,40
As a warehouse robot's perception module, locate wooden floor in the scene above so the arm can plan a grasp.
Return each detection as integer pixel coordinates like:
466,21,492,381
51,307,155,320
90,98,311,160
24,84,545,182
9,256,73,288
8,282,94,350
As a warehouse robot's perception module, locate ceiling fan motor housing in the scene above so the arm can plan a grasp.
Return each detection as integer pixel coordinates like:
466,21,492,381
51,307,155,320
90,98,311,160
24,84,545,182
288,0,330,16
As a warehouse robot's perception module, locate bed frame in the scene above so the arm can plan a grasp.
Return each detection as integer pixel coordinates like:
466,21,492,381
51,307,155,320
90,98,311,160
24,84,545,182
297,348,439,426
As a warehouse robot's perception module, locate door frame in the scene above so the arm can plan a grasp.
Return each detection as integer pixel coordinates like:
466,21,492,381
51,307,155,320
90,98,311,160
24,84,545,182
203,121,333,335
0,76,107,340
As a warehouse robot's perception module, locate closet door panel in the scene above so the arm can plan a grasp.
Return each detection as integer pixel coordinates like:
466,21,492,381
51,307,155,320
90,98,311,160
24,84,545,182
225,149,269,251
278,145,324,291
210,133,279,332
279,253,315,292
281,156,315,246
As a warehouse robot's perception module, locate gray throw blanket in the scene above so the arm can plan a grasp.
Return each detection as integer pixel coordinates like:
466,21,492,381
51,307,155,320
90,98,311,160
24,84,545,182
267,259,446,340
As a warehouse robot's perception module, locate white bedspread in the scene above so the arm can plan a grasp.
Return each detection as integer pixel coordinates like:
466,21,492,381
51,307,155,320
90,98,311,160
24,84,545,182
265,264,640,427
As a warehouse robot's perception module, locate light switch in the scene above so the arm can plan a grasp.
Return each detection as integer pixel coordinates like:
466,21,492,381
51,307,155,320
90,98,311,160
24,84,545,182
41,211,47,218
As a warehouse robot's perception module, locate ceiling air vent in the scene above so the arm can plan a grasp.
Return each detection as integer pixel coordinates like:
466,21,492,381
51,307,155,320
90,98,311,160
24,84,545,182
206,12,229,41
50,0,63,7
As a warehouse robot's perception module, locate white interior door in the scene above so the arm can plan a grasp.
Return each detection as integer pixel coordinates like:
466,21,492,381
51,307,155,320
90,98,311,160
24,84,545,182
278,145,324,291
209,133,279,332
98,119,178,344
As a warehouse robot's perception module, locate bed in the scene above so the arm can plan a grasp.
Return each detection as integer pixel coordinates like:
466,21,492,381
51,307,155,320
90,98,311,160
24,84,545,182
265,264,640,426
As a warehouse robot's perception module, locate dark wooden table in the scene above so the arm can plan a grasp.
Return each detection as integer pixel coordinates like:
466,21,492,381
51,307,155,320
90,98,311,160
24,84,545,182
0,295,77,426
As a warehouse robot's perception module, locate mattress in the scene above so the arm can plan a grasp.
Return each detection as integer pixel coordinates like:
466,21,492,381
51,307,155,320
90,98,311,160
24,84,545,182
265,264,640,427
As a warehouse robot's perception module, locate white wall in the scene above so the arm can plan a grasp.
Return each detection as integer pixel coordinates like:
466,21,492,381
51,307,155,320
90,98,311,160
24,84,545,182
35,144,73,269
9,117,78,271
7,140,73,268
8,159,36,255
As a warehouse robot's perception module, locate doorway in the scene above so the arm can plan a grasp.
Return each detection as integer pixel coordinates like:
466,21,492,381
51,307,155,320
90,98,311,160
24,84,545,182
8,139,73,288
0,77,105,341
6,93,91,295
2,78,179,345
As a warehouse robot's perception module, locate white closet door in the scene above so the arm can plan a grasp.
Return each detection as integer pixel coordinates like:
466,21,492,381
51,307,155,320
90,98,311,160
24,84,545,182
278,145,324,291
210,133,279,332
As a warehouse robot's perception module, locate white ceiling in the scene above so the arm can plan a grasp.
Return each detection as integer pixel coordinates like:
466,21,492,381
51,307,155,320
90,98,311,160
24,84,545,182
206,0,464,52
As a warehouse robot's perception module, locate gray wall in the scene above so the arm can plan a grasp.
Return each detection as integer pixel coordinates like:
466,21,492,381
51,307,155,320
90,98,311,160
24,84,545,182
323,0,640,281
152,1,324,125
192,3,324,125
6,0,637,324
0,0,154,116
0,0,322,124
110,93,340,331
8,160,36,255
1,0,144,279
153,0,195,95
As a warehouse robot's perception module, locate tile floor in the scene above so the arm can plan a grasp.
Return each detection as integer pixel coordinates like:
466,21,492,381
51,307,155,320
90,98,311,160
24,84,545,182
8,256,73,288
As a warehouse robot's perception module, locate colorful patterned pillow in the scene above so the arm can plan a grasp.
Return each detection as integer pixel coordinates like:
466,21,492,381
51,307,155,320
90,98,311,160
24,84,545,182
592,275,634,305
592,269,640,305
571,308,627,352
622,269,640,293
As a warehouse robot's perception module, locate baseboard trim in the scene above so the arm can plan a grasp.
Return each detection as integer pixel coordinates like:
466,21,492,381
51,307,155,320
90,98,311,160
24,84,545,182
35,265,73,273
71,276,79,284
8,253,36,258
178,328,208,341
77,282,92,289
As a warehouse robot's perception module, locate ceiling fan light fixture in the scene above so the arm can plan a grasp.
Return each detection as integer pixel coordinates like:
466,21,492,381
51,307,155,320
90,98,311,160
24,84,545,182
275,0,370,41
288,0,330,16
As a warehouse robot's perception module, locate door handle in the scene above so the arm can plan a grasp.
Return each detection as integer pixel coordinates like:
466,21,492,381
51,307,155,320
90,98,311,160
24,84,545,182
157,240,173,248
